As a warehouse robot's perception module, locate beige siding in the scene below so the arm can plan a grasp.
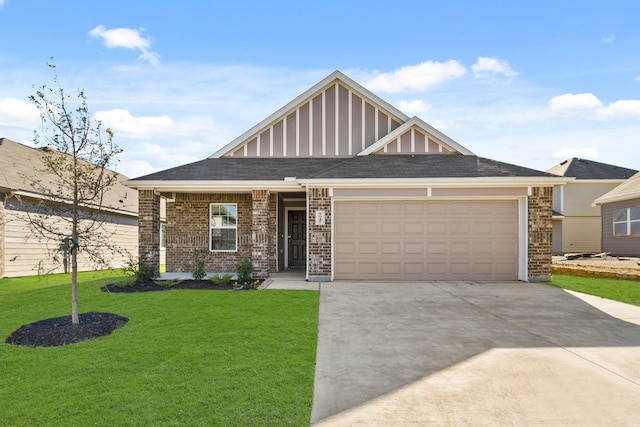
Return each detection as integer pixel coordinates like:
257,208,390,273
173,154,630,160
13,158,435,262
3,205,138,278
562,183,620,216
552,186,562,213
561,216,601,253
372,127,455,155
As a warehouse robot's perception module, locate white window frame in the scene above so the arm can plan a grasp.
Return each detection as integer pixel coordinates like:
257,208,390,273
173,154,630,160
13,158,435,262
613,206,640,237
209,203,238,251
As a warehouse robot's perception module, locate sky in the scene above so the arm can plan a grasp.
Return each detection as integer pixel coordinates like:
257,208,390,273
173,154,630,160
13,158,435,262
1,0,640,178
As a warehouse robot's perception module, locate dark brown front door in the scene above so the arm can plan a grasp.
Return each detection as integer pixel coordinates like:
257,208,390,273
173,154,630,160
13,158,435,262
288,211,306,268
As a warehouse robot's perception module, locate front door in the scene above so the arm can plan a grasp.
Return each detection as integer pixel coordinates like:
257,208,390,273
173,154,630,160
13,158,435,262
288,210,306,268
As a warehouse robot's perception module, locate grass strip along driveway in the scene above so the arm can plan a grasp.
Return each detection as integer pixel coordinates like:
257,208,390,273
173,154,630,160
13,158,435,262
0,271,319,426
545,274,640,306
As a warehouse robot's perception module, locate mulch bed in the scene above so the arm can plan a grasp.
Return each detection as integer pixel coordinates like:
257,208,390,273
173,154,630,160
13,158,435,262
100,279,255,293
5,312,128,348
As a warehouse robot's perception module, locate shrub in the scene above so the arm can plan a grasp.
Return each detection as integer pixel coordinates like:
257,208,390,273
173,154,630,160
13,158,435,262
210,273,234,286
235,260,253,282
190,249,208,280
125,251,159,282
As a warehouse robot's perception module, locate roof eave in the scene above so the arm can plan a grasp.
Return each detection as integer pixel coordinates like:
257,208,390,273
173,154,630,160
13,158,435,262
594,192,640,206
298,176,573,188
123,179,304,193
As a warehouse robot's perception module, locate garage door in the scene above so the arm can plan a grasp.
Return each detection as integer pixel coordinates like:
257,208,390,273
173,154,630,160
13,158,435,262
334,200,519,281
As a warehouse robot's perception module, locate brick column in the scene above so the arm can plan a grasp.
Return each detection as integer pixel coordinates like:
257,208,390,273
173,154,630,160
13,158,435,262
138,190,161,271
252,189,269,279
528,187,553,282
308,187,332,281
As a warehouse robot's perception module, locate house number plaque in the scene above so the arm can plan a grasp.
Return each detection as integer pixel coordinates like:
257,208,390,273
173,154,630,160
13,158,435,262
315,210,326,226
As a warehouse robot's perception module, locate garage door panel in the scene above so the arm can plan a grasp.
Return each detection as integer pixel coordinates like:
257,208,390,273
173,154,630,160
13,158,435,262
335,200,519,281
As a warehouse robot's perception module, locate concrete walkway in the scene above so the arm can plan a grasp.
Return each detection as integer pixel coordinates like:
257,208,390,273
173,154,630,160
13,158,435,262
262,271,320,290
311,281,640,426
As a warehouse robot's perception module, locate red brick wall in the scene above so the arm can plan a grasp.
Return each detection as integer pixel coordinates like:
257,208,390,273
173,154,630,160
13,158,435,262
308,187,331,278
528,187,553,281
166,192,277,277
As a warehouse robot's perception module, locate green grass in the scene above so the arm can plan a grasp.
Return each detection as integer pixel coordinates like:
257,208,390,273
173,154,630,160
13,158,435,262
544,274,640,306
0,272,319,426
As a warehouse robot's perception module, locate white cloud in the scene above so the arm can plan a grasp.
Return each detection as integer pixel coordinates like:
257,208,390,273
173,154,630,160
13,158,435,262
602,35,615,43
0,97,40,129
0,0,5,8
89,25,160,65
398,99,431,115
597,100,640,120
94,109,174,139
362,60,466,93
471,57,518,79
552,147,599,160
548,93,602,111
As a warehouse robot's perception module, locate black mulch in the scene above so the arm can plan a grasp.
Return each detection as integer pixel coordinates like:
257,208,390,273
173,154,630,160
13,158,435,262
100,279,259,293
5,312,129,348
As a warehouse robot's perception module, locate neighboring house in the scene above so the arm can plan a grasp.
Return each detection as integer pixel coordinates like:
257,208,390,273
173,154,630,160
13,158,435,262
125,71,568,282
594,171,640,256
0,138,165,277
546,158,637,254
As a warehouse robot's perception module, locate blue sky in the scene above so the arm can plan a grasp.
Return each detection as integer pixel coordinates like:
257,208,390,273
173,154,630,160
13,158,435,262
1,0,639,177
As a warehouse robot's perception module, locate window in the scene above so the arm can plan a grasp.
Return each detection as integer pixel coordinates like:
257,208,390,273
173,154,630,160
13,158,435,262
210,204,237,251
160,223,167,248
613,207,640,236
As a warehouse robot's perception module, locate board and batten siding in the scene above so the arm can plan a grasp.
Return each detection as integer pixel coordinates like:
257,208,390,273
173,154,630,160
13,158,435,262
228,82,402,158
2,201,138,277
601,198,640,256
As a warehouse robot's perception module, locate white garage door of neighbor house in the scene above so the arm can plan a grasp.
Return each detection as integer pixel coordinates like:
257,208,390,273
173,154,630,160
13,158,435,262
334,200,519,281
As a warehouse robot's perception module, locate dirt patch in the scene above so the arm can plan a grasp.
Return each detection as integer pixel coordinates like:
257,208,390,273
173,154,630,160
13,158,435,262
5,312,128,347
553,256,640,280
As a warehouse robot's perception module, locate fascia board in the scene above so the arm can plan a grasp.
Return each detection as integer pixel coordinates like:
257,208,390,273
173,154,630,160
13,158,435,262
298,176,573,188
123,180,304,192
357,116,474,156
570,179,629,184
209,70,410,159
594,192,640,206
11,190,138,218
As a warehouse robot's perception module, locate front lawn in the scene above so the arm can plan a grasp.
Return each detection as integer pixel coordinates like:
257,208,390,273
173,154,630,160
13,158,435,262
0,271,319,426
544,274,640,306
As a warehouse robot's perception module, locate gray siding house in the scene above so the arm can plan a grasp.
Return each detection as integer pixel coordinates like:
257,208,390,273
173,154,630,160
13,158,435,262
547,158,637,254
594,172,640,256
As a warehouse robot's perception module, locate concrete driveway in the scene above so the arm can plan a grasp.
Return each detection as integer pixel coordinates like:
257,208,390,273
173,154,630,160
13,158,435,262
311,281,640,426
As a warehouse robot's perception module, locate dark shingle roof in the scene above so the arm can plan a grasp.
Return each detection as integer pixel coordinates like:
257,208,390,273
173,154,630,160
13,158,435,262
131,155,553,182
547,158,637,180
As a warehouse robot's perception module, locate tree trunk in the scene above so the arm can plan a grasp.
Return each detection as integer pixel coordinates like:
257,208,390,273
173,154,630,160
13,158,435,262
71,243,79,325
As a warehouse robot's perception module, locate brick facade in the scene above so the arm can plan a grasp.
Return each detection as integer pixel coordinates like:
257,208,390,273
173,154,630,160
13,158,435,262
308,187,332,280
162,192,278,277
138,190,161,269
528,186,553,281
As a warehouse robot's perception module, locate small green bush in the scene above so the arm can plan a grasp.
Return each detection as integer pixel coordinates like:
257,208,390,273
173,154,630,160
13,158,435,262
190,249,208,280
235,260,253,282
125,251,159,282
210,273,234,286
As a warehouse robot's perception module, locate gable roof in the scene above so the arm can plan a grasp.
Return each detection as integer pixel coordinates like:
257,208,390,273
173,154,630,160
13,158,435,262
357,116,473,156
0,138,137,215
546,157,637,180
594,171,640,205
210,70,412,158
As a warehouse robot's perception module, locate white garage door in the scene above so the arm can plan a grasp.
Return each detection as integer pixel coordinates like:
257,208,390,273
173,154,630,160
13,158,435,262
334,200,519,281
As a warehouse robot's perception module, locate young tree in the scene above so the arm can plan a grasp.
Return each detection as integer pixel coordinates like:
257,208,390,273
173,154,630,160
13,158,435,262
24,62,123,325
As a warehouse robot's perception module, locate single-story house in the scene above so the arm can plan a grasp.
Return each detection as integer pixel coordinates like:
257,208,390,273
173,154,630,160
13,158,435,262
0,138,165,277
594,171,640,256
546,158,637,254
125,71,569,282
